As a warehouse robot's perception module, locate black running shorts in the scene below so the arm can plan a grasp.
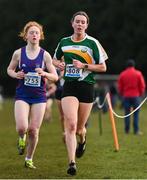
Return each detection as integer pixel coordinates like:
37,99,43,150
62,81,94,103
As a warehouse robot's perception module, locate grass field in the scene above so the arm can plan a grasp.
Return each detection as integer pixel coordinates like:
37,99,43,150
0,99,147,179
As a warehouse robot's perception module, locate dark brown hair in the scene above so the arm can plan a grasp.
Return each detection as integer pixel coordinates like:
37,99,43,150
71,11,89,25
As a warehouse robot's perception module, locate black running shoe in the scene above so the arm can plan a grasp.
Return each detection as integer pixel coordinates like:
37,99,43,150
76,139,86,158
67,161,76,176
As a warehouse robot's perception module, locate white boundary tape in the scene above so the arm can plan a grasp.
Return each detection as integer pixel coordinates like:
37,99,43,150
94,92,147,118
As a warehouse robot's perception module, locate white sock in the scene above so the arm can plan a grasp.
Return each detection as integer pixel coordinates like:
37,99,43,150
25,157,32,161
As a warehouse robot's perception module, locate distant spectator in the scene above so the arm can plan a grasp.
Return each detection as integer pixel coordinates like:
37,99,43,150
0,85,4,110
93,82,108,113
44,81,57,122
118,59,146,135
109,83,118,108
54,69,65,142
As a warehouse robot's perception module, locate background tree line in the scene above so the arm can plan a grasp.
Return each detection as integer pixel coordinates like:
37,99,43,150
0,0,147,96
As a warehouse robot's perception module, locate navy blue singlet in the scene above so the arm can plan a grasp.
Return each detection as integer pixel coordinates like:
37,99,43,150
15,46,47,104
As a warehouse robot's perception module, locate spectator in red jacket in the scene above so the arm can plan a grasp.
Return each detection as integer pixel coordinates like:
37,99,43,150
118,59,146,135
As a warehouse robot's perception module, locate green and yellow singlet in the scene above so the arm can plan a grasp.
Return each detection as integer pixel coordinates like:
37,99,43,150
54,34,108,84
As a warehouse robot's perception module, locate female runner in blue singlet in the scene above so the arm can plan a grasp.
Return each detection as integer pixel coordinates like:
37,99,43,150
7,21,58,169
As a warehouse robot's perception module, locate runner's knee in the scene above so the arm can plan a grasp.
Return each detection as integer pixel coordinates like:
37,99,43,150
28,128,39,138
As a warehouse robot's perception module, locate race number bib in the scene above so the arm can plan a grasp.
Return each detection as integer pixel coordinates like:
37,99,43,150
24,72,41,87
65,64,82,77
